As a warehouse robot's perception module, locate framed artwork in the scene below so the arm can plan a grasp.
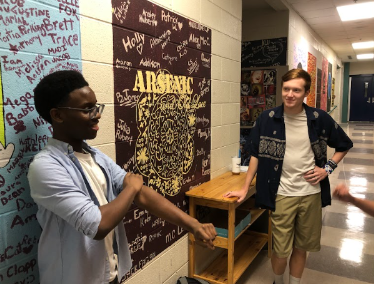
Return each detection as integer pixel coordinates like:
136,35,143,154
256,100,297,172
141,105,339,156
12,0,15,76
240,69,276,125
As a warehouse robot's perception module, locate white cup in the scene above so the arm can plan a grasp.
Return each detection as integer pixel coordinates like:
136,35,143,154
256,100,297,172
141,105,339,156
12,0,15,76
232,156,241,174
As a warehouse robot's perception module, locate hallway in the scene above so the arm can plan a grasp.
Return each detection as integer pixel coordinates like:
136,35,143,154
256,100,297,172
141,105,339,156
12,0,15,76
238,122,374,284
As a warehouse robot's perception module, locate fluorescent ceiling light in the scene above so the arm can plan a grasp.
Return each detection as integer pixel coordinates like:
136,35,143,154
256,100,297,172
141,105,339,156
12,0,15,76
352,41,374,49
337,2,374,21
357,54,374,59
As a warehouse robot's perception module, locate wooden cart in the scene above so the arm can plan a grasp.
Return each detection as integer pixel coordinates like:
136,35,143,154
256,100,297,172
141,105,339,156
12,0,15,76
186,172,272,284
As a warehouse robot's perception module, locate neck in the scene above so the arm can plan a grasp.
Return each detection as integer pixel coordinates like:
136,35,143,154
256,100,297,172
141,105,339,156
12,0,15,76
53,133,84,152
284,105,304,115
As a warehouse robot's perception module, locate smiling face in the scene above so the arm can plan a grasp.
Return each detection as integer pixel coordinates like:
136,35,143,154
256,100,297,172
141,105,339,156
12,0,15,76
282,78,309,115
251,70,262,84
52,86,101,149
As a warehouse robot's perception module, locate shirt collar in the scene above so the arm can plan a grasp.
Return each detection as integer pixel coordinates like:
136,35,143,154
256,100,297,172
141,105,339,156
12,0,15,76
47,138,94,155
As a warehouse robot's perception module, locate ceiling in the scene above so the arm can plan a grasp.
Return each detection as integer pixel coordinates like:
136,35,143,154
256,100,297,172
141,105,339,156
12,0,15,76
242,0,374,63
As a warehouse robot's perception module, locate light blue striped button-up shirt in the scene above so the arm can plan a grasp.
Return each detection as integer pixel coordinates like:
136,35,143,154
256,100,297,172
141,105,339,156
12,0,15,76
28,138,131,283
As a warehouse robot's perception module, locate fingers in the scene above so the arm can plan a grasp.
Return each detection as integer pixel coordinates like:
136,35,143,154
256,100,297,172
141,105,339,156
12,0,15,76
125,172,144,192
208,223,217,237
336,183,348,192
304,167,328,185
205,239,215,250
197,223,217,250
223,191,236,198
202,223,217,239
333,184,349,198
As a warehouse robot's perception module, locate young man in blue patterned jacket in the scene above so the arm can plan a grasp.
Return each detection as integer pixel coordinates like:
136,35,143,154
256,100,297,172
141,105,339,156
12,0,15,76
224,69,353,284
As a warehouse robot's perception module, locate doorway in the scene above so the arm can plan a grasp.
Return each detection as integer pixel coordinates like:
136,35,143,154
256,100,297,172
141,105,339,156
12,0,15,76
349,74,374,122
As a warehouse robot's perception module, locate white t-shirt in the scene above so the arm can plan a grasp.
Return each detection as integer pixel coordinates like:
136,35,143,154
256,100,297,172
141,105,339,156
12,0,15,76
75,151,118,281
278,109,321,196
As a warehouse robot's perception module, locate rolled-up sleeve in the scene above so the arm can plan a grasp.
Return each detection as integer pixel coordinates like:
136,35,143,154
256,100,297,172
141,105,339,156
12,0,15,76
28,155,101,239
324,113,353,152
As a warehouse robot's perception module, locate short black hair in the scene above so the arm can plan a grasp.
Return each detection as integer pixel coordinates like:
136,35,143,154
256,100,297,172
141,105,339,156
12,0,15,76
34,70,89,124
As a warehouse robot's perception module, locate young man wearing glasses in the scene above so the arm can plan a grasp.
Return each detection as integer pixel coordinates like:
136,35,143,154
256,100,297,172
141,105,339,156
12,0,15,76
28,70,217,284
224,69,353,284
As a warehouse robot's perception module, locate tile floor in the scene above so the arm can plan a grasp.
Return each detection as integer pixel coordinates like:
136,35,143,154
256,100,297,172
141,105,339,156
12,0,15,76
238,122,374,284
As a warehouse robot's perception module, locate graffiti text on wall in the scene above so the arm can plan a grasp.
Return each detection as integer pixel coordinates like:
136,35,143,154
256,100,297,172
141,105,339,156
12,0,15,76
0,0,82,283
112,0,211,281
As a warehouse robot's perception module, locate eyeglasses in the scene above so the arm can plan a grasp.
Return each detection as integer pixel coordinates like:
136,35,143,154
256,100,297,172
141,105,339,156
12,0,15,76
58,104,105,119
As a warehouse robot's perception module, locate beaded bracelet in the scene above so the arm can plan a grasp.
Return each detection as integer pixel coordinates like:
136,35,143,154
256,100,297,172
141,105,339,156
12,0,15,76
324,164,334,175
324,159,337,175
327,159,338,170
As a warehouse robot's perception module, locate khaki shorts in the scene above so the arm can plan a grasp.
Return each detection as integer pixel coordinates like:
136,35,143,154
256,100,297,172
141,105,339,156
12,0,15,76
271,193,322,258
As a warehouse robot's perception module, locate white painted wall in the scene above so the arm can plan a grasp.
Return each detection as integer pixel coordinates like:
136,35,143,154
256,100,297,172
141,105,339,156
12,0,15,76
350,61,374,75
242,8,289,41
285,3,343,123
79,0,242,283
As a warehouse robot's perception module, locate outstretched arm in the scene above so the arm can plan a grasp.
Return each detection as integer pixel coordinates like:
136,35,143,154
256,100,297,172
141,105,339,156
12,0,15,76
134,185,217,249
222,156,258,203
333,183,374,217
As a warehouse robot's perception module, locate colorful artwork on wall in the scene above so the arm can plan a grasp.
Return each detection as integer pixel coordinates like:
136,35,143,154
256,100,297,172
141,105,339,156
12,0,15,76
307,52,316,107
111,0,211,280
321,57,328,111
240,69,276,126
293,42,308,70
331,78,335,107
316,68,322,109
327,62,332,112
0,0,82,283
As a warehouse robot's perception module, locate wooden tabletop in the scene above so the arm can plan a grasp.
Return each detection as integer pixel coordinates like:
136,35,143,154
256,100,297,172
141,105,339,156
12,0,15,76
185,172,256,203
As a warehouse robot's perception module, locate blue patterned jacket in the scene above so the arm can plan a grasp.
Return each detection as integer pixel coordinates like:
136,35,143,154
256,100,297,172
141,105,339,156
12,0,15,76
249,103,353,211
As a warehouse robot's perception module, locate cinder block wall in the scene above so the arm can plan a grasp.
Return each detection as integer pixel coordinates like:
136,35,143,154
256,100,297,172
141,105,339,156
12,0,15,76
116,0,243,283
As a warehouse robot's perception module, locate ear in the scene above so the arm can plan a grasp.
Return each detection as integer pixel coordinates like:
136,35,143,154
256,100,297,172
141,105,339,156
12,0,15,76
304,90,310,98
50,108,64,124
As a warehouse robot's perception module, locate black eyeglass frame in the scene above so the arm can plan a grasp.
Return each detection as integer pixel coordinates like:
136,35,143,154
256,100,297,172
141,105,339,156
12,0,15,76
58,104,105,119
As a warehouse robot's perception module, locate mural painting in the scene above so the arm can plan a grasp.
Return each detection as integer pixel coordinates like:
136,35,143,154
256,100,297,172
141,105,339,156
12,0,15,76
321,57,328,111
0,0,82,283
316,68,322,109
306,52,316,107
327,62,332,112
111,0,211,281
331,78,335,107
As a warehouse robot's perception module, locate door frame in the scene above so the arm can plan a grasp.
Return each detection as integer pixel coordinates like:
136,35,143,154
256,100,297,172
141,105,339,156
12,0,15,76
348,76,352,121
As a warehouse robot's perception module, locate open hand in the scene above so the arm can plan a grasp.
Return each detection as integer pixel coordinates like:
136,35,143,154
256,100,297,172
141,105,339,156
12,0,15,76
222,189,248,203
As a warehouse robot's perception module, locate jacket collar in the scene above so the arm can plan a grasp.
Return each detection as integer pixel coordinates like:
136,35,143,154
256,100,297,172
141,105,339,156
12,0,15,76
274,103,317,121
